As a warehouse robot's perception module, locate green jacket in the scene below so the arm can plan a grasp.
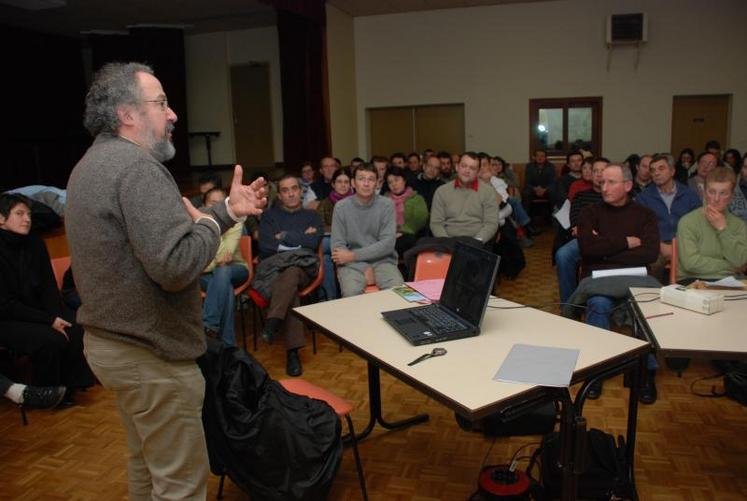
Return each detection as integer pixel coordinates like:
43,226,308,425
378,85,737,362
394,192,429,236
677,208,747,280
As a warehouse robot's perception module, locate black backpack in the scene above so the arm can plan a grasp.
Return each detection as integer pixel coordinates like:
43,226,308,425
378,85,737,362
538,428,630,500
692,360,747,406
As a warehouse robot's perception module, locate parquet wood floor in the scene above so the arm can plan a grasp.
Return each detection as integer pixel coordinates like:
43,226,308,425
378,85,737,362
2,230,747,500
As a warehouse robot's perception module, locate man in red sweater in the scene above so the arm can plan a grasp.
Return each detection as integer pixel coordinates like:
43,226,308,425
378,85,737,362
577,163,659,402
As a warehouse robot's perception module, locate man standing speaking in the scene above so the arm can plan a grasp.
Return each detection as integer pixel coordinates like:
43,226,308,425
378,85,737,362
66,62,266,500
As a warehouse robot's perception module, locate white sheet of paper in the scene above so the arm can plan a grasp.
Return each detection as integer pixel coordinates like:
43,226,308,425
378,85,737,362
553,199,571,230
703,276,745,288
494,344,580,387
591,267,647,279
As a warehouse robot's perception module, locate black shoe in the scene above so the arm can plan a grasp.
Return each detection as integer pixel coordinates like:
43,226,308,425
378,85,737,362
525,224,541,237
639,371,657,405
586,380,603,400
261,318,282,344
286,349,303,377
22,385,66,409
665,357,690,375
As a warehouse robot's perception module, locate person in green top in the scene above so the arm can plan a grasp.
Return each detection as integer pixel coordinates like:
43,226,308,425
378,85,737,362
677,166,747,282
385,166,429,256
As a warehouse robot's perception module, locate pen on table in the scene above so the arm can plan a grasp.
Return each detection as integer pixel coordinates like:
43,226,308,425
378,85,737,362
645,312,674,320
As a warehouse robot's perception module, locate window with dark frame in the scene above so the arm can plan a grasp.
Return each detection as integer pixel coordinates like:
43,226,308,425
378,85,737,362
529,97,603,157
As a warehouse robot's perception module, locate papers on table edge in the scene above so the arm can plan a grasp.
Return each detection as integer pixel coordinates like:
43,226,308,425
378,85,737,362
591,267,647,279
404,278,445,302
494,343,580,388
702,276,746,288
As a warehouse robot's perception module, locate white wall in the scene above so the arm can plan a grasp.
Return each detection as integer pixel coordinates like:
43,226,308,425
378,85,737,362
185,27,283,167
353,0,747,163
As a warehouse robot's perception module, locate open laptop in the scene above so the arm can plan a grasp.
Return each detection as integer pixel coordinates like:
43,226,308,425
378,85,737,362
382,241,500,345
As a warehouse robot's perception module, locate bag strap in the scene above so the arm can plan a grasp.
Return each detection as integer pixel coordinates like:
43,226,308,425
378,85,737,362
690,372,727,398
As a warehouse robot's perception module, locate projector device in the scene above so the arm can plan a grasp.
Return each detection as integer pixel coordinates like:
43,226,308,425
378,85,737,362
659,284,724,315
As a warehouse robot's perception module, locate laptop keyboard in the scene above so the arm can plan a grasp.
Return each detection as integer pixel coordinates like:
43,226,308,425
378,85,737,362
411,306,466,333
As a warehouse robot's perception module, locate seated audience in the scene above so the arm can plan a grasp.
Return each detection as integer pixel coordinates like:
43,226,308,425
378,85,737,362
689,151,747,224
723,148,741,173
350,157,365,169
555,158,607,304
552,151,584,208
385,167,429,256
740,154,747,201
522,148,556,219
390,152,406,168
412,154,445,210
331,163,403,297
299,161,315,202
1,373,66,409
258,175,324,376
303,156,339,209
493,156,538,241
567,157,593,201
430,152,499,247
631,154,653,196
688,151,718,198
316,168,354,300
634,154,701,281
477,155,514,229
492,156,521,199
189,171,222,208
406,152,422,175
437,151,455,180
677,166,747,282
0,194,94,405
577,164,659,401
199,188,249,346
675,147,695,183
371,155,390,195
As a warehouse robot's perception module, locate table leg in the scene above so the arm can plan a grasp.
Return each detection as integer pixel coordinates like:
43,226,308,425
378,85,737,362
351,362,430,442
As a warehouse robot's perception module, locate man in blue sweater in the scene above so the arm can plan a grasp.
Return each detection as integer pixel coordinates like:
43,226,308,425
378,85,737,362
635,154,701,282
258,175,323,376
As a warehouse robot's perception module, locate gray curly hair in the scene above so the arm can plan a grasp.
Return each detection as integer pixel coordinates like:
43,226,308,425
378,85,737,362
83,62,154,136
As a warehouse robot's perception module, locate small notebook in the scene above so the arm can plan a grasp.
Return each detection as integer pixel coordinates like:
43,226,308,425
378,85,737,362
493,344,580,387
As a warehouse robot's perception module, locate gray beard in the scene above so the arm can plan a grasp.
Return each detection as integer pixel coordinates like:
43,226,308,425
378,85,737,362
151,138,176,162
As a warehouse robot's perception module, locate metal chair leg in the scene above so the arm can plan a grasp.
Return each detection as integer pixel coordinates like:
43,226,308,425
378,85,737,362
18,404,28,426
217,473,225,499
345,414,368,501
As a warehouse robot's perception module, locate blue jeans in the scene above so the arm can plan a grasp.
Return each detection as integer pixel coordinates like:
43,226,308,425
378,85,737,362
586,295,658,370
200,264,249,346
555,239,580,304
508,197,530,227
321,236,338,300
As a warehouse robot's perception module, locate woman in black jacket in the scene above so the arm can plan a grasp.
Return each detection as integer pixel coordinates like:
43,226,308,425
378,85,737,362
0,194,93,404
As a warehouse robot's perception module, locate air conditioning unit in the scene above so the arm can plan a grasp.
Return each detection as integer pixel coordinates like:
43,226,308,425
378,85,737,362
606,13,648,44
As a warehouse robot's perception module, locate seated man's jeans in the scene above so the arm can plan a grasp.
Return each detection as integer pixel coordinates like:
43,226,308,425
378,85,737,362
200,264,249,346
586,295,658,370
321,236,338,300
507,197,530,227
556,238,580,304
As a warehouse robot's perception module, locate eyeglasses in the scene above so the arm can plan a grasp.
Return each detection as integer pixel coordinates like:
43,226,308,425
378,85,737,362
143,98,169,111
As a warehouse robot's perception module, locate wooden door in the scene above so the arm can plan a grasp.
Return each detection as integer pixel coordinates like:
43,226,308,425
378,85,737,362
368,107,414,157
415,104,465,154
230,63,274,170
671,95,730,156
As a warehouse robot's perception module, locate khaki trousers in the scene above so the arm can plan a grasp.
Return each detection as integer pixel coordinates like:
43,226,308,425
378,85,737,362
84,332,208,501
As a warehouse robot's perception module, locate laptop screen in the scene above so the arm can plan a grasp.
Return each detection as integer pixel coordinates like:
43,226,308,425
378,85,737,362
439,242,499,327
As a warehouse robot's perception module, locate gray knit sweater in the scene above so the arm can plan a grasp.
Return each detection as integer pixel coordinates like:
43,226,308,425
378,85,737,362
330,194,397,272
66,135,236,361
